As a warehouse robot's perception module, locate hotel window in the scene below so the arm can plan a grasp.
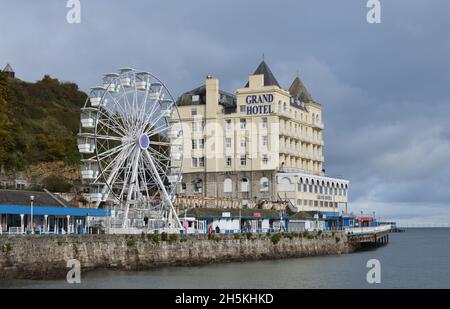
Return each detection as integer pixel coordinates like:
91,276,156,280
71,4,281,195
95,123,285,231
240,139,246,148
226,119,232,131
192,158,198,168
309,200,313,206
303,184,308,192
240,119,246,129
226,138,232,149
240,105,246,113
192,121,204,132
194,179,203,193
309,185,313,193
224,178,232,193
314,201,318,207
262,154,268,165
199,139,205,149
262,117,268,128
191,108,197,116
240,156,246,166
199,157,205,167
225,156,232,167
303,200,308,206
262,136,268,147
260,177,269,192
241,178,249,192
192,95,200,103
180,183,186,193
320,201,324,207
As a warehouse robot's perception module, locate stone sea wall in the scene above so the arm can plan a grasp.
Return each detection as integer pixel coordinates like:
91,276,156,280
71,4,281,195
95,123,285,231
0,232,351,279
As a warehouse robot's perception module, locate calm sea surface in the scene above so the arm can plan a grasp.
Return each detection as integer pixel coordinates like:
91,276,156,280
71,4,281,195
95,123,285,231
1,228,449,289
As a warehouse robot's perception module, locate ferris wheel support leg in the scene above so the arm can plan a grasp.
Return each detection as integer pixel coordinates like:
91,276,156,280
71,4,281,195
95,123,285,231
144,149,182,231
122,148,141,229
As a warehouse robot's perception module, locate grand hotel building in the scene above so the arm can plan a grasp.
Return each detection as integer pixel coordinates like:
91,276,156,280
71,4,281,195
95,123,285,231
172,60,349,215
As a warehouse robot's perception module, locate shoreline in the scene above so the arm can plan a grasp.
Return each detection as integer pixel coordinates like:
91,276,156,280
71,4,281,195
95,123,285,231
0,232,358,280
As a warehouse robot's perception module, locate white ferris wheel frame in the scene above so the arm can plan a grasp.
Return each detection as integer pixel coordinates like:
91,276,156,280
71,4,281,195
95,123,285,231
78,68,183,230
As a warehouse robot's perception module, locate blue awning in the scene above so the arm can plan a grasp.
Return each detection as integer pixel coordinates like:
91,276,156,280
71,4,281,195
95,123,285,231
0,205,110,217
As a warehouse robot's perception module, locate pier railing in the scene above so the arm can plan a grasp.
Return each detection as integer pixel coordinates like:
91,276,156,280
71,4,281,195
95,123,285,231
345,224,391,236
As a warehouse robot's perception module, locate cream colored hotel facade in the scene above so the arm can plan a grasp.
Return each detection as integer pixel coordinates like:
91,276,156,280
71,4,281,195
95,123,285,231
171,60,349,214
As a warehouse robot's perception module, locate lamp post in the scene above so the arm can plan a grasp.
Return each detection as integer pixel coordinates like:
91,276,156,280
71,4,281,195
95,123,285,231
30,195,35,234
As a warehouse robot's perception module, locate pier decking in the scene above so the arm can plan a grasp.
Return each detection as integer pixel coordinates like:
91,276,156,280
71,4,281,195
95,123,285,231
345,225,391,247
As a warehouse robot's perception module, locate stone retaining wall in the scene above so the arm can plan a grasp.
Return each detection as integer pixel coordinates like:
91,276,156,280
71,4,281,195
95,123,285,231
0,232,350,279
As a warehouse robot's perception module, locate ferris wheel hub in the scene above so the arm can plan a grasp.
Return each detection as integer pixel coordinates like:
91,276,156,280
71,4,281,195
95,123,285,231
138,133,150,150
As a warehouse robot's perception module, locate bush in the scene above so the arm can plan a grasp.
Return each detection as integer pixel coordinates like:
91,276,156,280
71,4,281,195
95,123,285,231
126,239,136,247
233,234,241,240
160,232,168,241
169,234,178,242
271,234,281,245
42,175,72,192
246,232,253,240
335,237,341,243
147,234,160,244
1,243,12,253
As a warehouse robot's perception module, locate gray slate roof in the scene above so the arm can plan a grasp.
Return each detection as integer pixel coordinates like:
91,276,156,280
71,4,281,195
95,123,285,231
0,190,75,207
289,76,313,102
245,60,281,88
176,85,236,108
2,63,14,72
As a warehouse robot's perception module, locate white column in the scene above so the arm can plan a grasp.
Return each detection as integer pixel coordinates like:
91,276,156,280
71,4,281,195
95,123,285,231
20,214,24,233
66,215,70,234
44,215,48,233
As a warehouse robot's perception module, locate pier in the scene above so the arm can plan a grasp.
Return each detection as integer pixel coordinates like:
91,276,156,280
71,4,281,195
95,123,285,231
345,225,391,248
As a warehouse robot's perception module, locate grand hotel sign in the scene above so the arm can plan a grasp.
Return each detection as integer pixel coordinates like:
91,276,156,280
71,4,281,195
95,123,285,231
245,94,274,115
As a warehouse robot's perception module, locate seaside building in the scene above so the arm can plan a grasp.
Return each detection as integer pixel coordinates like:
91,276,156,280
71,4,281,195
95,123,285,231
173,59,349,223
0,189,110,234
1,63,15,78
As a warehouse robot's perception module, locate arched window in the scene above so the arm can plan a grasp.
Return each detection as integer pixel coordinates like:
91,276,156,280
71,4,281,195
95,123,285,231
279,176,294,192
193,179,203,193
224,178,232,193
241,178,249,192
260,177,269,192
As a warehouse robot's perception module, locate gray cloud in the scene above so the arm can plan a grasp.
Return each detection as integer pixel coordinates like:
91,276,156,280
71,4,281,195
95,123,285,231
1,0,449,225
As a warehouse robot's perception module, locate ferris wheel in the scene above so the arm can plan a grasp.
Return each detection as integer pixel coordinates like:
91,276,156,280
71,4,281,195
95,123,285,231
77,68,183,230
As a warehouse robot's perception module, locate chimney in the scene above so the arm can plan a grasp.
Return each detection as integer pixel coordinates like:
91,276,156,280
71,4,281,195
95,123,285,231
205,76,219,118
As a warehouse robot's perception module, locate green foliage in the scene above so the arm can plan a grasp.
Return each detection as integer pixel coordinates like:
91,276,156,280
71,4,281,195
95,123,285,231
169,234,178,242
246,232,253,240
0,74,87,170
42,175,73,192
233,233,241,240
147,233,160,244
126,239,136,247
335,237,341,243
1,243,12,253
271,234,281,245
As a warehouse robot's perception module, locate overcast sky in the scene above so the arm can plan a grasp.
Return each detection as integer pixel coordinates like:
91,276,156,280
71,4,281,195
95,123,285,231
1,0,449,226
